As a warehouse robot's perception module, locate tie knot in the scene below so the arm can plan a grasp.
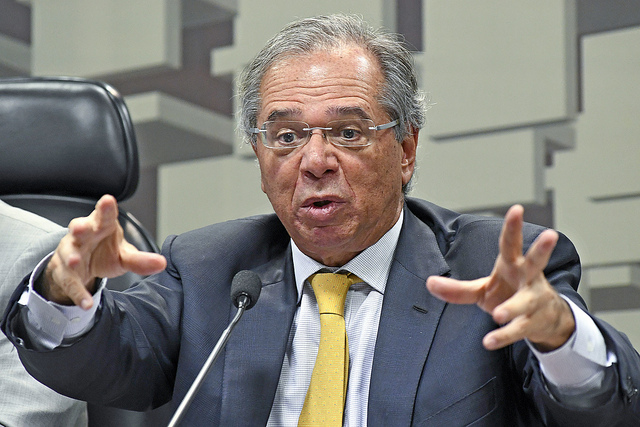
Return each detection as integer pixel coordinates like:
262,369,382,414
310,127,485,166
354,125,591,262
309,272,361,316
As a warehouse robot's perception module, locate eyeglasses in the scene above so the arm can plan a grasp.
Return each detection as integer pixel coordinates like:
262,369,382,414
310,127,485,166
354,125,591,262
251,118,399,150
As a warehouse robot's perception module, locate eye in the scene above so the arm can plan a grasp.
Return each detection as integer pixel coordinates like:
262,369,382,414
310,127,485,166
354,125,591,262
331,122,366,144
277,131,298,145
340,127,360,140
267,122,306,147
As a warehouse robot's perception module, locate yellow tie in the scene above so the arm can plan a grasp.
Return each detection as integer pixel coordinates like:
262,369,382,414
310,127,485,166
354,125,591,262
298,272,362,427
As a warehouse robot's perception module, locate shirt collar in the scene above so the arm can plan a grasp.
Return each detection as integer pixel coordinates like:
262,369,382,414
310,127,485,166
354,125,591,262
291,210,404,303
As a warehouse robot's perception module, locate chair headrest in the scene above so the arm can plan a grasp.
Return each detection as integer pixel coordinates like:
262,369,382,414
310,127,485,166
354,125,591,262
0,77,139,201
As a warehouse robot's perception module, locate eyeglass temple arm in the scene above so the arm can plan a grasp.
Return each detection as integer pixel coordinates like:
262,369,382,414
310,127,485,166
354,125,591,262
371,119,399,131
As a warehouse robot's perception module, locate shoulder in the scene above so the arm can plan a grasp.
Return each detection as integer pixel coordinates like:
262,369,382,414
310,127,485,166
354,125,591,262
0,200,63,235
166,213,287,250
0,201,66,295
406,197,551,248
159,212,290,271
405,197,580,286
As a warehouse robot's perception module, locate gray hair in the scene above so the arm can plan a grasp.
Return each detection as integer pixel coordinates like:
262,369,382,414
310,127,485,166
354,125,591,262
237,14,426,145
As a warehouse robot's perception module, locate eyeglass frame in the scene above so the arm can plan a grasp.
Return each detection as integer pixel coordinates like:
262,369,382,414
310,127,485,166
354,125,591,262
251,118,400,150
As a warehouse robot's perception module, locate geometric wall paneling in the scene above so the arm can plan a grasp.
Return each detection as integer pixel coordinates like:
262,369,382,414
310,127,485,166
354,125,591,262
548,27,640,267
411,122,574,215
0,31,29,76
421,0,578,138
211,0,397,76
30,0,181,76
412,127,549,214
547,26,640,347
25,0,235,156
157,154,271,239
577,0,640,36
0,0,30,76
416,1,639,345
597,309,640,351
587,263,640,349
125,92,235,169
583,264,640,312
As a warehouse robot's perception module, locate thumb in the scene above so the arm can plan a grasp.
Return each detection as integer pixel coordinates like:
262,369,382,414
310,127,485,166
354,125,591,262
427,276,486,304
120,243,167,276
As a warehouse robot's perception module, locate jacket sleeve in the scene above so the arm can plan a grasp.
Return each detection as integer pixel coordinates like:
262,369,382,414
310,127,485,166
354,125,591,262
1,234,185,411
519,229,640,426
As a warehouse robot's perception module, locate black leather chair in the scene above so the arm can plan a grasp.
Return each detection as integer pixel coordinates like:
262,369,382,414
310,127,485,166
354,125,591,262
0,77,172,426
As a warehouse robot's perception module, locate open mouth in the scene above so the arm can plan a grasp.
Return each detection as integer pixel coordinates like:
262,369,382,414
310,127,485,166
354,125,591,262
301,198,344,220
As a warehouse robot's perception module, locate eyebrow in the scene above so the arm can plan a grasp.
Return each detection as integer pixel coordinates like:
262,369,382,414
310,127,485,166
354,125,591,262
326,106,371,120
266,108,303,122
264,106,372,123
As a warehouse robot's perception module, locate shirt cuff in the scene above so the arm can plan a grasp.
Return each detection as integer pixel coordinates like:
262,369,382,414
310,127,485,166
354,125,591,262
18,252,106,349
529,296,615,389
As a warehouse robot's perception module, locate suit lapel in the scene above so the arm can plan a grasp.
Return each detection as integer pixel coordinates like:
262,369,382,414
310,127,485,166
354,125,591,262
217,206,453,425
368,208,451,426
219,247,298,425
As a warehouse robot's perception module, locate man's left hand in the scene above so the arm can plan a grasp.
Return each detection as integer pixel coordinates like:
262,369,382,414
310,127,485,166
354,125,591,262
426,204,575,352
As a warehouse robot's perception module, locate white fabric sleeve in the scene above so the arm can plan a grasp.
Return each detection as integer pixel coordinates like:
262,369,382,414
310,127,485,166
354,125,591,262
528,296,617,399
17,252,105,350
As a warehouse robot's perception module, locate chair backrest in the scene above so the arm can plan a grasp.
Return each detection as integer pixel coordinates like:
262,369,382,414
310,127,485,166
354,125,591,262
0,77,172,426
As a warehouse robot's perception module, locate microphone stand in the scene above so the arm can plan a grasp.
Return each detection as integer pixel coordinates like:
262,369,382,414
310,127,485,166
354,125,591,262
167,296,250,427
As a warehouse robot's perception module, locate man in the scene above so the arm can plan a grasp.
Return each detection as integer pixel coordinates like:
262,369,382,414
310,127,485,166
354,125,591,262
3,14,640,426
0,200,87,426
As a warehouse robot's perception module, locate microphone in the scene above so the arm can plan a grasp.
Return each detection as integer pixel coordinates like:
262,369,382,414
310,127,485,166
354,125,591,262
167,270,262,427
230,269,262,310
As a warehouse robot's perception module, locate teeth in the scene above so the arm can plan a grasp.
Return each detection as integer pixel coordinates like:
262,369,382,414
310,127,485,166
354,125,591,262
314,200,331,207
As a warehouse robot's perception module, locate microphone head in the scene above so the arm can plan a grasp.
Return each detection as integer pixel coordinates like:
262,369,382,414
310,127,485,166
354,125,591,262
230,270,262,310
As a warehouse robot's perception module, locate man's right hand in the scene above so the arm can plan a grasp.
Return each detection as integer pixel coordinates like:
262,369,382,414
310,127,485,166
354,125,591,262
37,194,167,309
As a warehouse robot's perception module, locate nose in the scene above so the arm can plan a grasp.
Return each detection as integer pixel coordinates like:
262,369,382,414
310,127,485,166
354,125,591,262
299,130,339,179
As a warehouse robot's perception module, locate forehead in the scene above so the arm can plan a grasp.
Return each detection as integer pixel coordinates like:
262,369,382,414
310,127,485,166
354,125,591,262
258,45,385,122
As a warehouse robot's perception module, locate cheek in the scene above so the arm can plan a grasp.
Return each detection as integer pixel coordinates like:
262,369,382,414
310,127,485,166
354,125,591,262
364,147,403,187
258,156,297,202
257,153,277,195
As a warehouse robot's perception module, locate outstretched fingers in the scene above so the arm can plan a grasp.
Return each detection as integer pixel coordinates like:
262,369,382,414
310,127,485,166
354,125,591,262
426,204,575,351
40,194,167,310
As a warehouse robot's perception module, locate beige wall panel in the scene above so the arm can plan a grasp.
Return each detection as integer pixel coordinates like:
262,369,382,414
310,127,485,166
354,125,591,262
549,27,640,267
553,192,640,266
31,0,180,76
126,92,235,147
597,310,640,350
0,34,30,72
411,128,545,212
422,0,577,138
584,264,640,290
158,155,271,240
212,0,395,76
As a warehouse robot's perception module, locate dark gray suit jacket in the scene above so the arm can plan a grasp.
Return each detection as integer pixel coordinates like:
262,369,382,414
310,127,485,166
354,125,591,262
3,198,640,426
